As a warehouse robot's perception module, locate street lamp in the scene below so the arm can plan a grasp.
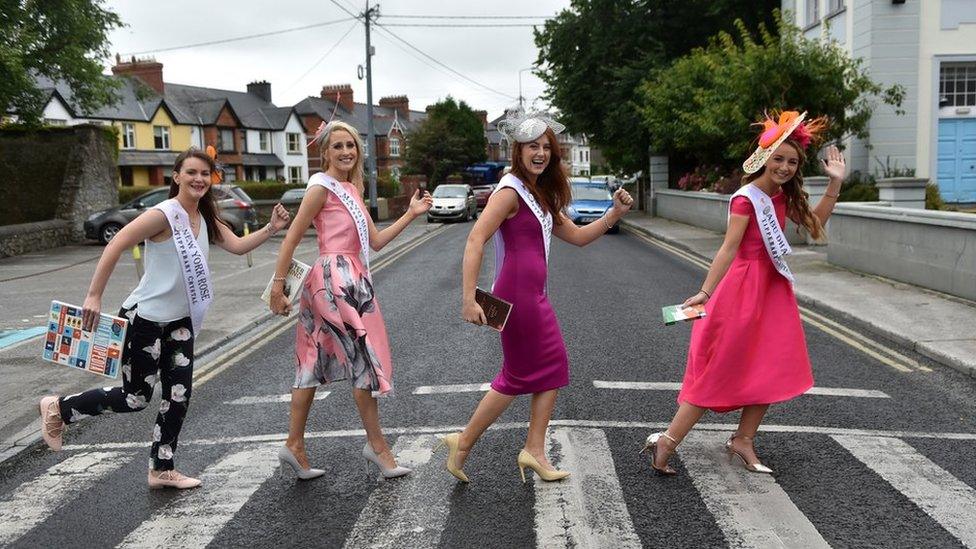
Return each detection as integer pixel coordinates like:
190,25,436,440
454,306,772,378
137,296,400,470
518,66,535,108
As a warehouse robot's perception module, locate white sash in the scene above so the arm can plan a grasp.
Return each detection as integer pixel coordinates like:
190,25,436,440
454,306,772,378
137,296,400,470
728,184,795,283
491,173,553,293
155,199,213,334
307,172,371,277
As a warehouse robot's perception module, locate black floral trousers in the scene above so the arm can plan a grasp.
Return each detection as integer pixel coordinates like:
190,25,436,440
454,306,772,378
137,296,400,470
58,306,194,471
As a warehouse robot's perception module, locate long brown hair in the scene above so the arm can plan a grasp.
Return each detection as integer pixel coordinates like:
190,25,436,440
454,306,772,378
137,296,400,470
509,128,571,224
170,148,227,243
743,139,824,240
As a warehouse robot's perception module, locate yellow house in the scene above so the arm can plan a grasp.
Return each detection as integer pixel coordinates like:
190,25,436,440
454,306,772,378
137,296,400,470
114,104,194,186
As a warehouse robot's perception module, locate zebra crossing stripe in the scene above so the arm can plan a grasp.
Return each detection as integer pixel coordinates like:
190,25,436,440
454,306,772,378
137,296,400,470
116,445,280,549
833,435,976,548
534,428,642,548
0,451,130,546
412,383,491,394
592,380,890,398
679,432,832,548
343,434,454,549
224,391,331,405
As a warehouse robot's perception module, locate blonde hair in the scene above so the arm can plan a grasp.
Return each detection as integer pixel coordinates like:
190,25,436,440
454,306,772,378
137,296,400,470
318,121,365,191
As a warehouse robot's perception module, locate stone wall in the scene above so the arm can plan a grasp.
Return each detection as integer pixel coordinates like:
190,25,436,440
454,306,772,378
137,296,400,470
0,220,73,258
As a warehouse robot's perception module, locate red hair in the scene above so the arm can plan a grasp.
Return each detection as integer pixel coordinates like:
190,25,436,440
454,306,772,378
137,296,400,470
509,128,571,224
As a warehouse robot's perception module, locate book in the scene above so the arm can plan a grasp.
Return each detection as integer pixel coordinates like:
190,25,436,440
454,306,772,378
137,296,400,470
475,287,513,332
662,304,707,326
261,259,312,303
42,301,128,379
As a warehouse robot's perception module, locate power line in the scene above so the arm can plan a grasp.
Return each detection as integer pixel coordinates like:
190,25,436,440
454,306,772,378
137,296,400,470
282,21,359,95
373,23,515,100
121,17,357,56
328,0,360,19
379,23,543,28
381,14,552,19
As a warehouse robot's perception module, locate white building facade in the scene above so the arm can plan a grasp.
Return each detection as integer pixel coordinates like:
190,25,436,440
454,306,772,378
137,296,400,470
783,0,976,203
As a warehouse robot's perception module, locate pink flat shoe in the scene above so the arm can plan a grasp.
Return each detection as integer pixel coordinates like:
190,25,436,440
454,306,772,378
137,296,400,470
38,396,65,451
148,469,202,490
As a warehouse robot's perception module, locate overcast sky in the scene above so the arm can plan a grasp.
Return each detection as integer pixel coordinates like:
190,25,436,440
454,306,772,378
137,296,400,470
102,0,571,119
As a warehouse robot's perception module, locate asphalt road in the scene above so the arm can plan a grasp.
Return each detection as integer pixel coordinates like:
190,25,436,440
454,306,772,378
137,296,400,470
2,223,975,548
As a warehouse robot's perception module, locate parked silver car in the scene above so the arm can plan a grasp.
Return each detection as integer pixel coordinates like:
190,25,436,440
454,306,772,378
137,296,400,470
84,184,260,244
427,184,478,223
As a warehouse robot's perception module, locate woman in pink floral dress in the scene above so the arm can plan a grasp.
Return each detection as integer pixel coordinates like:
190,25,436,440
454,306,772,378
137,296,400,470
269,121,431,480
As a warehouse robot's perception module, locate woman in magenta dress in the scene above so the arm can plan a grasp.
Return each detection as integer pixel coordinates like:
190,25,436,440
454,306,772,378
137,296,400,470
439,109,633,483
643,111,847,475
269,121,431,480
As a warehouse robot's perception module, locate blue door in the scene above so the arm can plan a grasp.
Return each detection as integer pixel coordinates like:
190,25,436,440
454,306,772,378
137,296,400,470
937,118,976,203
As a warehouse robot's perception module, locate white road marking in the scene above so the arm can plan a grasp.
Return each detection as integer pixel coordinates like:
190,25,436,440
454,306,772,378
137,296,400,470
412,383,490,395
592,380,890,399
343,434,455,549
833,435,976,548
60,420,976,452
679,432,832,548
534,427,641,548
0,452,130,545
224,391,331,405
117,445,280,549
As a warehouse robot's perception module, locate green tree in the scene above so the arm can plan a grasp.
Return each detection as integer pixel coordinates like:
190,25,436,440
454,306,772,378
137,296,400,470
1,0,123,124
637,13,904,173
533,0,779,174
404,97,486,185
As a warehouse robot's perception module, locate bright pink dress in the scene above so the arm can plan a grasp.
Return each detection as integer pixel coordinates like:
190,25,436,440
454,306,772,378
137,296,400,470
677,192,813,412
293,182,393,395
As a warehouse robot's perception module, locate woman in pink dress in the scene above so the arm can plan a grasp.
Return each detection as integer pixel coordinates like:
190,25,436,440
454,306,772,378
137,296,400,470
643,111,846,475
439,109,633,483
269,121,431,480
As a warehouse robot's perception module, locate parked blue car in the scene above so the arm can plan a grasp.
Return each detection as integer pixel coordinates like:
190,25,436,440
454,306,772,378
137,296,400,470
566,180,619,233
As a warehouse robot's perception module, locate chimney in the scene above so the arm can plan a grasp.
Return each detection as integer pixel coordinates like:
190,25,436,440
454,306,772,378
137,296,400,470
379,95,410,120
474,109,488,128
111,56,165,94
247,80,272,103
321,84,354,111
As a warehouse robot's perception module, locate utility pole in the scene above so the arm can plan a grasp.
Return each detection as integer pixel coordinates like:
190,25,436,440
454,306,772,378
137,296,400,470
518,66,534,109
364,2,379,219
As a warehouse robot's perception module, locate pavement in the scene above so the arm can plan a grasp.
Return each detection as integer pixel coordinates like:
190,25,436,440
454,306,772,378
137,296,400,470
620,213,976,378
0,217,444,464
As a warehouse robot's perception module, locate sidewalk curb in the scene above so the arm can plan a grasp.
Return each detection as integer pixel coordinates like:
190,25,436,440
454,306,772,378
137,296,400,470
0,222,447,468
620,218,976,378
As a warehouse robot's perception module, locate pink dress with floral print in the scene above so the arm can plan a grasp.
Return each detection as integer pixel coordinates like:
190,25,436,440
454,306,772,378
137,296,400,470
293,181,393,396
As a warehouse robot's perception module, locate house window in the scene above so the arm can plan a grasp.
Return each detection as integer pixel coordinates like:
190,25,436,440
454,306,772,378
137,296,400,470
219,128,235,152
153,126,170,149
805,0,820,25
288,166,303,184
828,0,844,13
940,63,976,108
287,132,301,153
44,118,67,126
121,123,135,149
259,131,269,152
389,136,400,157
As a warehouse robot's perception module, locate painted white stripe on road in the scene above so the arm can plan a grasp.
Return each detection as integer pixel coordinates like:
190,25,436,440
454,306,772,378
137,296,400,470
412,383,490,395
535,428,642,548
117,445,279,549
0,452,130,545
225,391,331,405
592,380,890,398
833,435,976,548
679,432,832,548
343,434,455,549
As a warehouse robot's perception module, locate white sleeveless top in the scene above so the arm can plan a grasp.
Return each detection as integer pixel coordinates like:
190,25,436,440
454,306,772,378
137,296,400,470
123,218,210,322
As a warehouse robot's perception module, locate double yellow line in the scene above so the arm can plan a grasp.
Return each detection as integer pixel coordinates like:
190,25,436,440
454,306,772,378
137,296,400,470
623,226,928,373
193,224,451,388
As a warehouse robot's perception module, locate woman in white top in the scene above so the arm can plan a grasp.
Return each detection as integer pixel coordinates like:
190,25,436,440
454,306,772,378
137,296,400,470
38,148,290,490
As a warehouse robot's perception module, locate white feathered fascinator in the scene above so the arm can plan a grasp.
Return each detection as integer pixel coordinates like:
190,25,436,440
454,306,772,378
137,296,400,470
496,106,566,143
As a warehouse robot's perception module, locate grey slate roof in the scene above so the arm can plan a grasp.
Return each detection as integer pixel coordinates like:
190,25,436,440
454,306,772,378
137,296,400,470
241,153,284,167
293,96,427,137
118,150,180,166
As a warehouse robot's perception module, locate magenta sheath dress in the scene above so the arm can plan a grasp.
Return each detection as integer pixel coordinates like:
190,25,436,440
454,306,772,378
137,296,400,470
677,192,813,412
490,194,569,395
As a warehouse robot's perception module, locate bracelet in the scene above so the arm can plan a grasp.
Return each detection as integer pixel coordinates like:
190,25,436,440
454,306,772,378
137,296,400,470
601,215,612,230
699,288,711,299
272,276,286,282
265,223,278,236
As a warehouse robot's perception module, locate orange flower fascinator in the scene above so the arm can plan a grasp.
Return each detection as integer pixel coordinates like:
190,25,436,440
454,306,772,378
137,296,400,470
206,145,224,184
742,110,828,174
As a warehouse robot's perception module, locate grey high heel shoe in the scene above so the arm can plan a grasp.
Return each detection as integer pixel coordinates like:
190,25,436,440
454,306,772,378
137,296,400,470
725,434,773,474
640,431,679,476
363,442,411,479
278,446,326,480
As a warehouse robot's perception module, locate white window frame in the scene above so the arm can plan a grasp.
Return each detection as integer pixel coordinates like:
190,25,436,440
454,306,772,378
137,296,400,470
121,123,135,149
259,131,269,152
153,125,170,150
286,132,301,153
389,136,400,157
219,128,235,152
940,62,976,108
827,0,844,14
806,0,820,26
288,166,302,184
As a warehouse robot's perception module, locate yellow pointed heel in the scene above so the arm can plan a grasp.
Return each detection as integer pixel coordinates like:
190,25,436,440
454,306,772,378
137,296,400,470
517,449,570,483
436,433,470,483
